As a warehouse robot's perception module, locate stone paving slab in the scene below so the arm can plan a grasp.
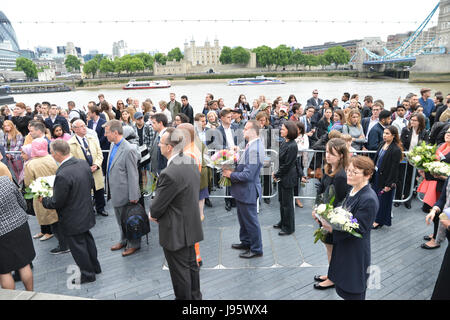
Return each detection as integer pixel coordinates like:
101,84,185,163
7,182,447,300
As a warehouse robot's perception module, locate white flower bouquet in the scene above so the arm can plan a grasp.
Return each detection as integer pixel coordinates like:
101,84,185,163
406,142,437,169
206,149,239,187
314,196,362,243
423,161,450,177
24,176,55,200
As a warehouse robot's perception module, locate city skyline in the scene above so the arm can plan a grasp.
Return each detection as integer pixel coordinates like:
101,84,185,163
2,0,440,55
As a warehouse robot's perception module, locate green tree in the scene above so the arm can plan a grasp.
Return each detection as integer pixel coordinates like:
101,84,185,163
167,48,184,62
154,53,167,65
231,46,250,65
134,53,154,70
304,54,319,70
99,58,115,73
252,45,274,69
83,59,98,78
65,55,81,72
219,46,233,64
272,45,292,70
290,49,306,70
323,46,351,69
15,57,38,79
317,54,330,70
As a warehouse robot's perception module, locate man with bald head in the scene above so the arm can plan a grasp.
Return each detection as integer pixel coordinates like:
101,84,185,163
68,120,107,217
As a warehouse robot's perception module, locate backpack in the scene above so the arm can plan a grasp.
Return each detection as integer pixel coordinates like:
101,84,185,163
74,109,87,123
121,203,150,243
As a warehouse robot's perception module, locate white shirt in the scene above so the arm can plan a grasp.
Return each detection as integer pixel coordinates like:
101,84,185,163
223,125,235,148
167,153,180,166
392,117,408,134
60,156,73,166
161,108,172,123
409,129,419,151
295,134,309,151
366,118,379,139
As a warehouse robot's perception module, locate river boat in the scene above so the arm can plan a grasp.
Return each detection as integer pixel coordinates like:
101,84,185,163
227,75,285,86
2,83,72,94
123,80,171,90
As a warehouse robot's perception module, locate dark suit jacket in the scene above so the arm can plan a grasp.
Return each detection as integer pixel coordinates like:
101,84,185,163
230,139,264,204
306,97,323,109
361,117,372,136
214,125,239,149
42,157,95,236
150,154,203,251
372,143,402,189
180,104,194,124
88,117,110,151
328,184,379,294
45,115,70,134
274,139,298,188
400,127,428,151
366,122,385,150
12,115,33,137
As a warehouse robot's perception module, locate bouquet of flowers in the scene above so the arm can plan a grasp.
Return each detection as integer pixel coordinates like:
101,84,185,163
24,176,55,200
406,141,437,169
313,196,362,243
208,149,239,187
423,161,450,177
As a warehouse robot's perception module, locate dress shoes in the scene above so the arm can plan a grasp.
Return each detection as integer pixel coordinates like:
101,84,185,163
72,276,96,285
423,235,433,241
204,198,212,207
122,247,140,257
225,203,232,211
97,210,109,217
393,203,400,207
111,243,126,251
231,243,250,250
273,224,281,229
313,282,335,290
421,243,440,250
314,275,326,282
264,198,271,204
278,231,293,236
372,224,383,230
239,251,263,259
404,203,411,209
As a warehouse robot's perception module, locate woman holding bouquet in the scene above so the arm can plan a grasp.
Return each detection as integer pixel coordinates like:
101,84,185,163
313,138,351,290
273,121,298,236
419,127,450,249
371,126,403,229
326,156,379,300
398,113,428,209
0,120,24,181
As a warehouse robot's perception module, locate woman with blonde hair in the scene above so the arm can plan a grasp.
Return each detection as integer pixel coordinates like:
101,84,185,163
342,110,365,150
1,120,24,180
206,111,220,129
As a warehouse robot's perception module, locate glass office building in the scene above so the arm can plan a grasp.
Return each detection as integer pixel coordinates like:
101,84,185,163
0,11,20,70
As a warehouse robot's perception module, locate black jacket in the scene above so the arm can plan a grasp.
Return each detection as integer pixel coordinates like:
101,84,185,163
42,157,96,236
150,154,203,251
317,169,350,206
274,139,298,188
372,143,402,189
400,127,429,151
12,115,33,137
316,118,330,140
180,104,194,124
44,115,70,134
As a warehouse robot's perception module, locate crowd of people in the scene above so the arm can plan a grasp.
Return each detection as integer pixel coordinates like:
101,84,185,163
0,87,449,300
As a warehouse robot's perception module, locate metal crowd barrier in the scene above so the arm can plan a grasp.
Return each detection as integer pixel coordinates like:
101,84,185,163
3,148,422,208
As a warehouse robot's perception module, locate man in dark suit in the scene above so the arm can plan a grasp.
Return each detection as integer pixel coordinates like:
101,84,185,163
361,102,382,138
44,104,70,133
87,105,110,175
41,140,101,284
223,120,264,259
367,110,392,152
150,127,203,300
180,95,194,124
306,89,323,110
150,113,168,176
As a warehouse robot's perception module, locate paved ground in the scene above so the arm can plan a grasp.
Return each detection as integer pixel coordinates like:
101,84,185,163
13,181,446,300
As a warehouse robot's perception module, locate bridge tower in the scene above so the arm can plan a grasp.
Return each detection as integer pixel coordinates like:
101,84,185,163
353,37,386,72
411,1,450,82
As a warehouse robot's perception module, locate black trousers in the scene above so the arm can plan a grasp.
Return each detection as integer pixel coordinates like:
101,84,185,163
431,235,450,300
93,188,106,213
163,245,202,300
40,224,52,235
278,185,295,233
101,152,108,176
65,231,101,280
51,222,68,250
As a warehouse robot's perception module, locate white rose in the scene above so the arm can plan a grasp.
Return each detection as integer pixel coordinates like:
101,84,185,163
413,156,422,163
316,204,327,214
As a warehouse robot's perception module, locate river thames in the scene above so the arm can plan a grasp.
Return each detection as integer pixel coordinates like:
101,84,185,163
11,78,450,113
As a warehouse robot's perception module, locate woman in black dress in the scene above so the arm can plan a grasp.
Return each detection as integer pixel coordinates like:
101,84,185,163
313,138,351,290
326,156,379,300
426,177,450,299
372,126,403,229
273,121,298,236
0,176,35,291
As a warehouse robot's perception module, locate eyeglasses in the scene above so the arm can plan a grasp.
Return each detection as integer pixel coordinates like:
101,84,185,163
346,169,364,176
313,92,319,94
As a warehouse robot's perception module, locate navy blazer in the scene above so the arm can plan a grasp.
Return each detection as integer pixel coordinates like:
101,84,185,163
230,139,264,204
328,183,379,294
45,115,70,134
88,117,110,151
274,139,298,188
366,122,385,150
372,142,402,189
215,125,239,149
361,117,371,136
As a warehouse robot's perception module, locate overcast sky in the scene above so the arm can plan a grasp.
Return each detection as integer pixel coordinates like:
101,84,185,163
3,0,440,55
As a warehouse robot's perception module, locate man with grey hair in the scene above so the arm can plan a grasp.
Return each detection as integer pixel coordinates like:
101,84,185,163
104,119,142,257
41,139,101,284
